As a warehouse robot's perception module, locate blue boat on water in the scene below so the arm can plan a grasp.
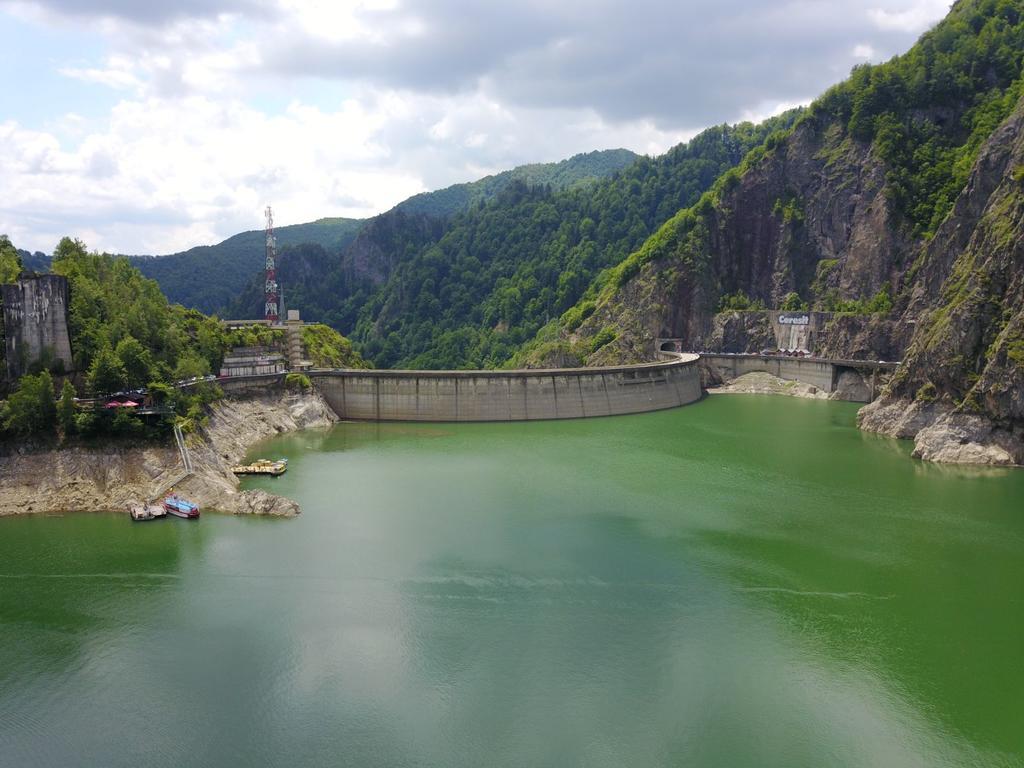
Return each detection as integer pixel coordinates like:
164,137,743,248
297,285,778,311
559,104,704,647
164,494,200,519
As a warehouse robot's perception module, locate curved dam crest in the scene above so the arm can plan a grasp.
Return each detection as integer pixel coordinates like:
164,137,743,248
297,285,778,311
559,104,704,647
221,354,703,422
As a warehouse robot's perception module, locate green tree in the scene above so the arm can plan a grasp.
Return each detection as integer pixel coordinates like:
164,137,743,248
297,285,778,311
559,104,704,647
52,236,88,264
780,292,808,311
285,372,312,391
864,283,894,314
147,381,175,406
172,351,210,382
1,371,56,436
0,235,23,282
115,335,153,389
73,410,98,437
111,407,142,436
719,290,766,311
87,345,127,395
56,379,77,436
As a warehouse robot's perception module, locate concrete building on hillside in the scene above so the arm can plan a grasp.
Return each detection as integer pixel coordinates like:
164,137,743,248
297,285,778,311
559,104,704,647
218,346,287,378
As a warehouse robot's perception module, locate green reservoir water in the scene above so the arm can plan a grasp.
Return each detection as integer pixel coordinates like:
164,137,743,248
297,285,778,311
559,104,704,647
2,395,1023,767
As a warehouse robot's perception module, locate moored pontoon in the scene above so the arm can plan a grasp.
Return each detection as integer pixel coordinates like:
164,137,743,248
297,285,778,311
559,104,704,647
127,501,168,521
231,458,288,476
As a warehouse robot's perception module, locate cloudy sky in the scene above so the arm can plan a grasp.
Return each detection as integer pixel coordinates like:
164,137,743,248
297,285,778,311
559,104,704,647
0,0,950,255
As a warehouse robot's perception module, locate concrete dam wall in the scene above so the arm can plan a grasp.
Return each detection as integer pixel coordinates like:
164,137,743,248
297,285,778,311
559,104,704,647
698,353,898,403
308,354,702,422
701,354,837,392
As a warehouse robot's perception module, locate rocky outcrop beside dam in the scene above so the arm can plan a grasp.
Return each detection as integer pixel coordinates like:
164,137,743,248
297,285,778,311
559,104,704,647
858,98,1024,467
1,274,74,380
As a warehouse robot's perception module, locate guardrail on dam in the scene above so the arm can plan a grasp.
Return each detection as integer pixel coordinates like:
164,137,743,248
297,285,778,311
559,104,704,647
299,353,702,422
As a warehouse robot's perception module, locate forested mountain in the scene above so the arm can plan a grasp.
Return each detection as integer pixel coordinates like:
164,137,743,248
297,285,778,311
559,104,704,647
7,0,1020,461
393,149,639,218
225,212,448,331
63,150,637,319
545,0,1024,462
58,149,637,322
218,151,644,326
129,217,364,315
230,116,800,368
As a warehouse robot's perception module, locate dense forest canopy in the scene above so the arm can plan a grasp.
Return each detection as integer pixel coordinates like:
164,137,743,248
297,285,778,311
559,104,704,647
361,114,801,368
110,151,638,317
6,0,1022,384
49,237,227,387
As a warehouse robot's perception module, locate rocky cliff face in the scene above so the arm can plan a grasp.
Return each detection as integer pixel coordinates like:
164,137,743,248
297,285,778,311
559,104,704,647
703,312,776,354
859,100,1024,465
554,2,1024,465
570,91,1024,465
813,315,909,362
699,310,908,360
573,109,915,366
340,211,447,288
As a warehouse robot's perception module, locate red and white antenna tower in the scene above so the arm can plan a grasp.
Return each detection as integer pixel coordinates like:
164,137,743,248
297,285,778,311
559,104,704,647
264,205,279,324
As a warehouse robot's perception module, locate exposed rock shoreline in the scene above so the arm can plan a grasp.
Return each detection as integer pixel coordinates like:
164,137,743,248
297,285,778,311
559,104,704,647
706,371,830,400
710,372,1022,467
0,390,337,517
858,399,1023,467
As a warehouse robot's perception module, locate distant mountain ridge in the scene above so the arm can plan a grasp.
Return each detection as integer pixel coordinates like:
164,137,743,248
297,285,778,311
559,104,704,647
393,149,639,219
16,249,50,273
115,149,640,315
129,217,364,316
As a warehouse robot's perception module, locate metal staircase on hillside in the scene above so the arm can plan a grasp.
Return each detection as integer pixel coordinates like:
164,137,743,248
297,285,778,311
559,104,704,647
173,423,193,473
150,423,194,501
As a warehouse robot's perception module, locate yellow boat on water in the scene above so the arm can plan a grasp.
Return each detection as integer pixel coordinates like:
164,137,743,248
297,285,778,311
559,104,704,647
231,458,288,476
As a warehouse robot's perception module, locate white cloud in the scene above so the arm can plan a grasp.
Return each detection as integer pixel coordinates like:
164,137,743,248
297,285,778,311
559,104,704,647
738,99,810,127
58,55,142,90
0,95,418,253
0,89,689,254
852,43,877,60
0,0,957,254
0,0,269,25
868,0,950,33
